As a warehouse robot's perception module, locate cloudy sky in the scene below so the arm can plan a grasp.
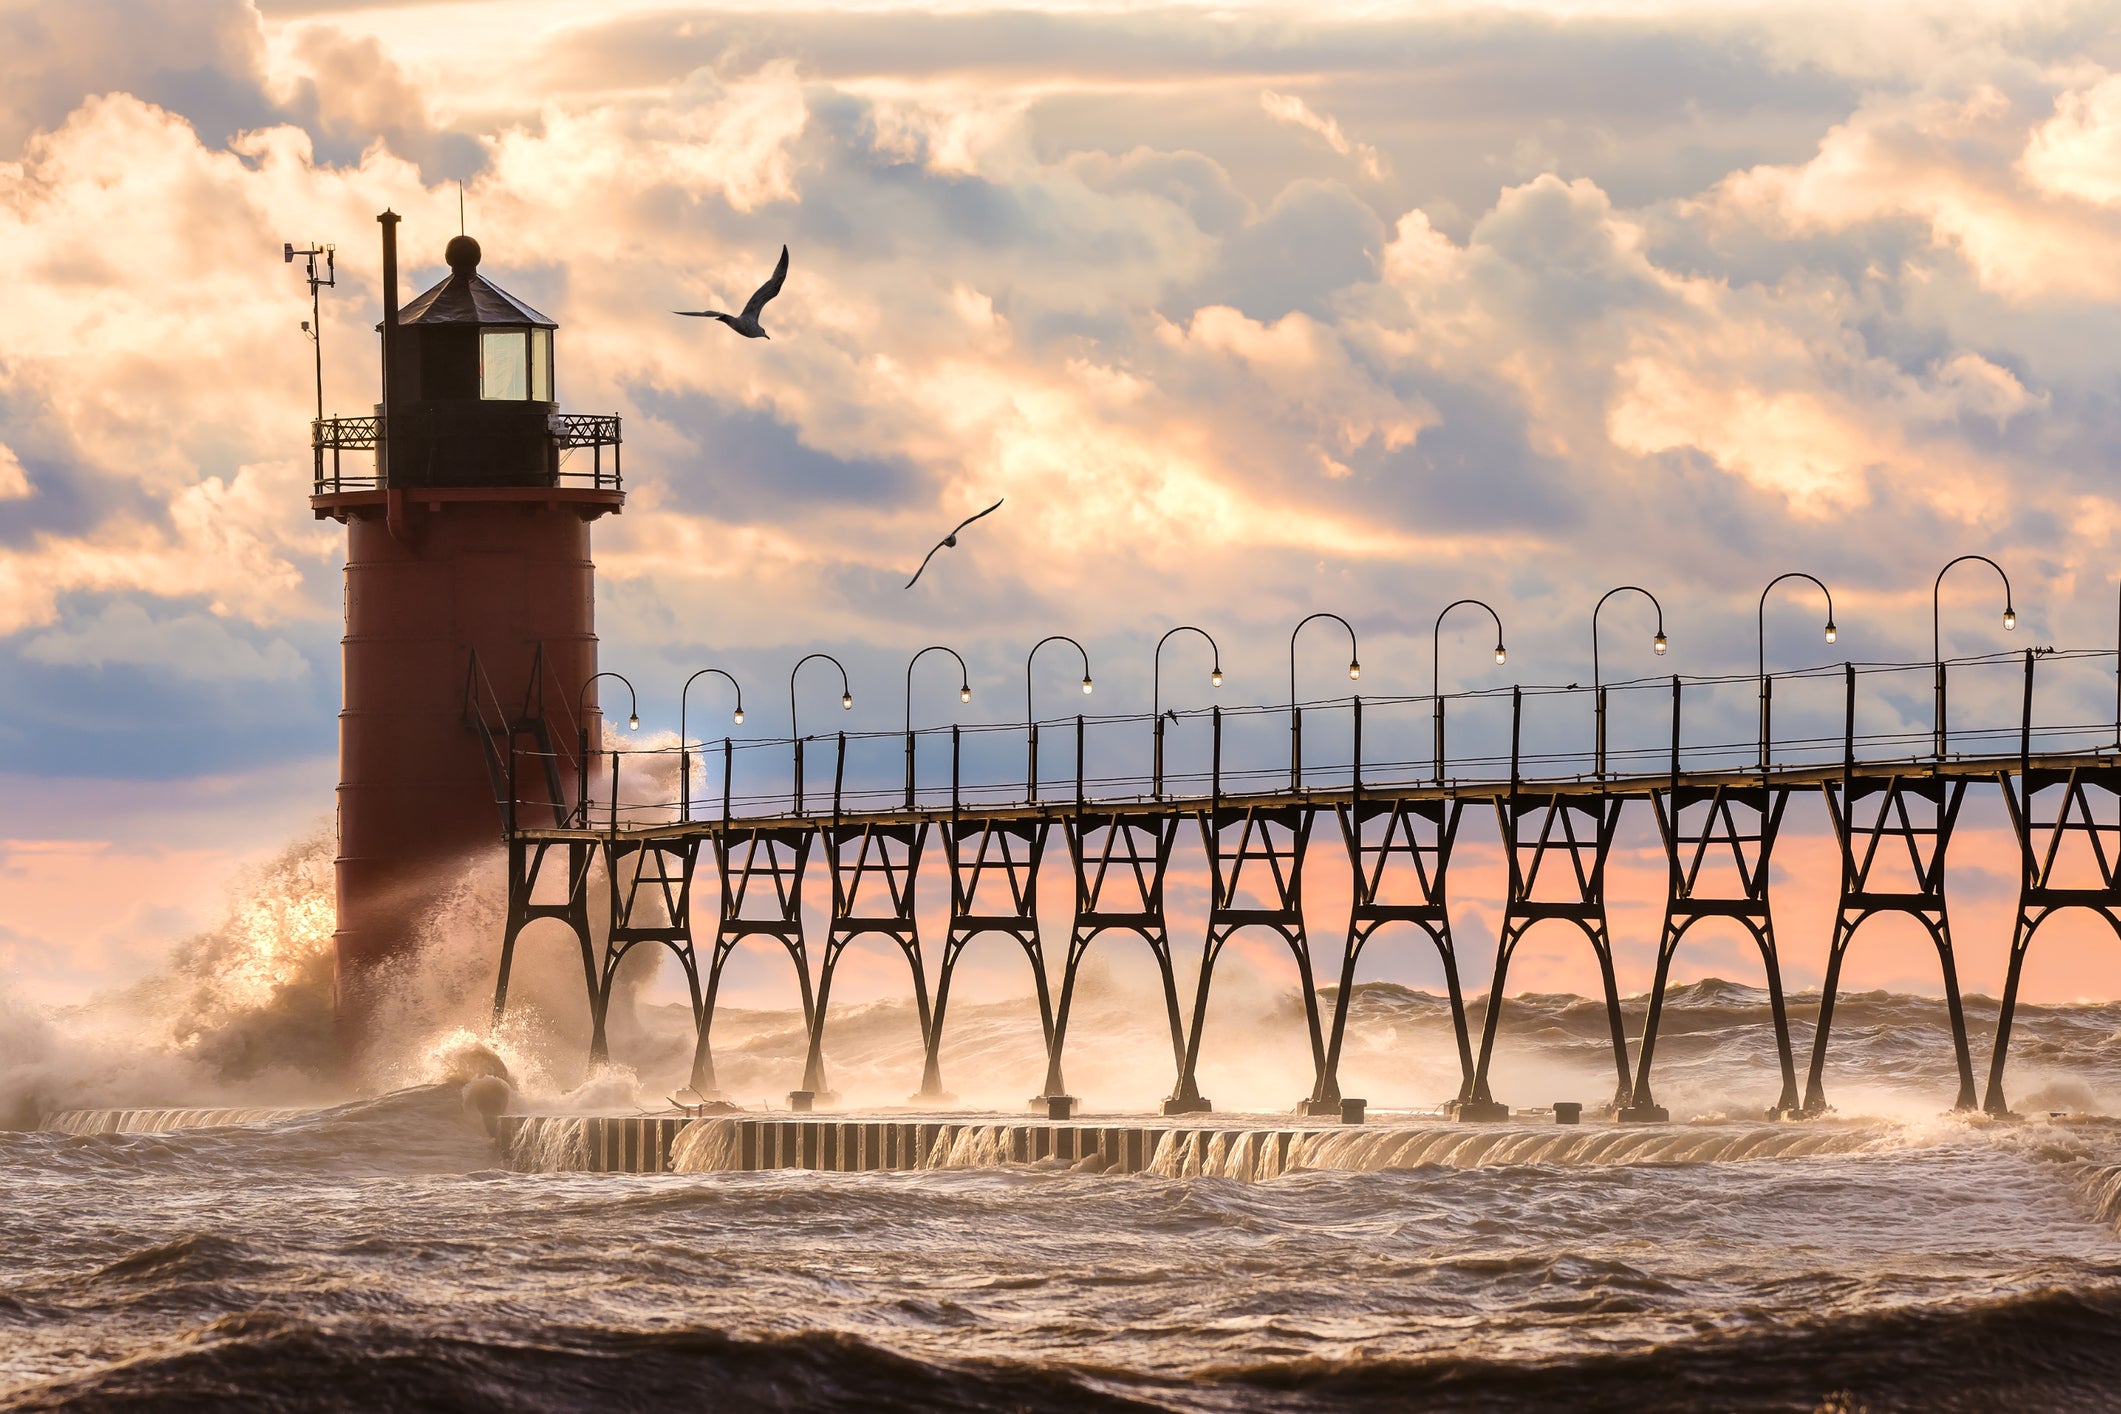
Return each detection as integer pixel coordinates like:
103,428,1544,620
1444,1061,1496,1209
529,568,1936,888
7,0,2121,1019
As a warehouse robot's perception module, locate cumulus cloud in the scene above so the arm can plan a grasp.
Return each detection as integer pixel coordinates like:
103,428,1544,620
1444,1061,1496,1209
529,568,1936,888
1260,90,1387,182
23,602,310,682
0,444,29,500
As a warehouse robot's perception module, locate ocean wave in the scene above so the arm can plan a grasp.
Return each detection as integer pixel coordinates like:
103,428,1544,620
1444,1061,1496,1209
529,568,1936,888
1206,1284,2121,1413
0,1315,1164,1414
7,1286,2121,1413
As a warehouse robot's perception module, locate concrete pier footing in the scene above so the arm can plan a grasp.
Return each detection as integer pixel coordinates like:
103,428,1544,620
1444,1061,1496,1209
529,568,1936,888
496,1113,1341,1176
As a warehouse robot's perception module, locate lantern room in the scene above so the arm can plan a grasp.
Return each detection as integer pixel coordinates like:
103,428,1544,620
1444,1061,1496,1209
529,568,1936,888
396,235,554,404
336,232,620,492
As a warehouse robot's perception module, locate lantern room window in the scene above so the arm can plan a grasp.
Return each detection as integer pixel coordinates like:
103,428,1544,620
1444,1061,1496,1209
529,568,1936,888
479,327,553,402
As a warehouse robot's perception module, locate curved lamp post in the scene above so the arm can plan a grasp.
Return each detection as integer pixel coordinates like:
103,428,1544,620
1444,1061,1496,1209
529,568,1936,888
575,670,638,828
1025,635,1092,802
1288,612,1360,789
1932,555,2015,760
1433,599,1506,784
1152,625,1223,800
789,652,852,814
1591,586,1667,778
678,668,745,819
904,645,971,809
1756,574,1835,771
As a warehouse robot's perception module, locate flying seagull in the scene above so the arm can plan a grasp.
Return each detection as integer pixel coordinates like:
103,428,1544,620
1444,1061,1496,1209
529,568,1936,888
675,244,788,338
905,499,1004,588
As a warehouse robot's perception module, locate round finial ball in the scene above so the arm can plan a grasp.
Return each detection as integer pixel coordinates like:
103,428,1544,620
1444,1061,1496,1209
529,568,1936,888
444,235,481,274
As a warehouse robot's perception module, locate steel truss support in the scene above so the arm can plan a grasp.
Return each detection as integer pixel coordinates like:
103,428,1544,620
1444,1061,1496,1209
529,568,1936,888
1630,678,1800,1122
1168,800,1321,1114
491,834,597,1041
923,814,1056,1100
1049,811,1188,1106
691,824,817,1100
588,835,703,1075
801,814,934,1099
1803,662,1980,1121
1166,709,1322,1114
1315,794,1475,1113
1634,784,1800,1119
1805,667,1977,1114
1467,791,1633,1115
1465,690,1634,1117
1808,770,1975,1113
1986,653,2121,1115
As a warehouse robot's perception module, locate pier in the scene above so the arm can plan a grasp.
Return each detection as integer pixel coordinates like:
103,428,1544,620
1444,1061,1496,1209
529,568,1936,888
473,630,2121,1125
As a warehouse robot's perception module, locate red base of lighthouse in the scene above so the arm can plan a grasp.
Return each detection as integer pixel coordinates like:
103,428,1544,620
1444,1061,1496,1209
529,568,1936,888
319,486,618,1061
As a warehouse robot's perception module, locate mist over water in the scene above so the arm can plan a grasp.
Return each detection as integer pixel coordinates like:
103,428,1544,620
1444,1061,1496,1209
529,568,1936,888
6,844,2121,1409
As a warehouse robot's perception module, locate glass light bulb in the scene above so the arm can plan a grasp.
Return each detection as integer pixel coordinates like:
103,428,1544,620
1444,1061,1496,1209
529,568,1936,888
841,693,853,709
1081,677,1094,694
627,713,639,731
2004,609,2017,631
1211,669,1224,687
1494,646,1507,665
733,708,745,725
1653,633,1668,655
959,686,972,702
1348,661,1361,681
1824,624,1837,645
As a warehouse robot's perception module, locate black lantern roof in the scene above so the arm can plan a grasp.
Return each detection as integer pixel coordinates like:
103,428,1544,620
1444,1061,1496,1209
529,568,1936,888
396,235,555,329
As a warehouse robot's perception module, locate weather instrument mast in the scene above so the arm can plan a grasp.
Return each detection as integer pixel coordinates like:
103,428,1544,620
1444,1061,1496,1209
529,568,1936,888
284,239,337,421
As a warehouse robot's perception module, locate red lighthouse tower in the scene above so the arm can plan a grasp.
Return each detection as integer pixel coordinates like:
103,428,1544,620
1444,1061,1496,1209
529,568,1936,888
312,212,623,1059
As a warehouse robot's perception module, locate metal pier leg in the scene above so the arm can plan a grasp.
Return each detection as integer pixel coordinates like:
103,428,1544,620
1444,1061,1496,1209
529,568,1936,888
1466,923,1522,1108
920,940,961,1099
801,943,842,1096
1312,925,1363,1110
1803,914,1855,1114
584,936,610,1068
492,838,532,1028
1983,908,2037,1117
1169,927,1226,1110
1930,914,1979,1112
491,915,524,1029
688,940,734,1096
1027,939,1056,1051
679,950,704,1031
1589,923,1634,1110
1289,929,1327,1090
1042,933,1089,1100
1435,925,1476,1102
906,938,937,1095
789,941,817,1034
1757,920,1801,1115
1628,914,1682,1116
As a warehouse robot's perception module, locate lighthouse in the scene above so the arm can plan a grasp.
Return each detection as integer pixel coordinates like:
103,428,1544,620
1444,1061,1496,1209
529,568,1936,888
312,212,623,1059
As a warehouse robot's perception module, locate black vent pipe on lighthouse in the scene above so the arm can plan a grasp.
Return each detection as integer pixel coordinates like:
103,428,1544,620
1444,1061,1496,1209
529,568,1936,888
377,209,410,542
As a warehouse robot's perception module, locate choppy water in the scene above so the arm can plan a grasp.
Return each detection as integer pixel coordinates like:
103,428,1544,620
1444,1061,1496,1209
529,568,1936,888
7,983,2121,1411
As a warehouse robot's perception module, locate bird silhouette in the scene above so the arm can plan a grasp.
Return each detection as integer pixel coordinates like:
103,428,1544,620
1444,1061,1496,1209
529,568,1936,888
905,499,1004,588
675,245,788,338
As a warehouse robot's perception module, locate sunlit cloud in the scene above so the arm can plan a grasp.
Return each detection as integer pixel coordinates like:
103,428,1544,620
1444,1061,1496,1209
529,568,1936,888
1260,90,1387,182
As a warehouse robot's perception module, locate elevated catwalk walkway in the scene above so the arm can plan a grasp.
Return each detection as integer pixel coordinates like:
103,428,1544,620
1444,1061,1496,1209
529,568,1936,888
478,645,2121,1125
